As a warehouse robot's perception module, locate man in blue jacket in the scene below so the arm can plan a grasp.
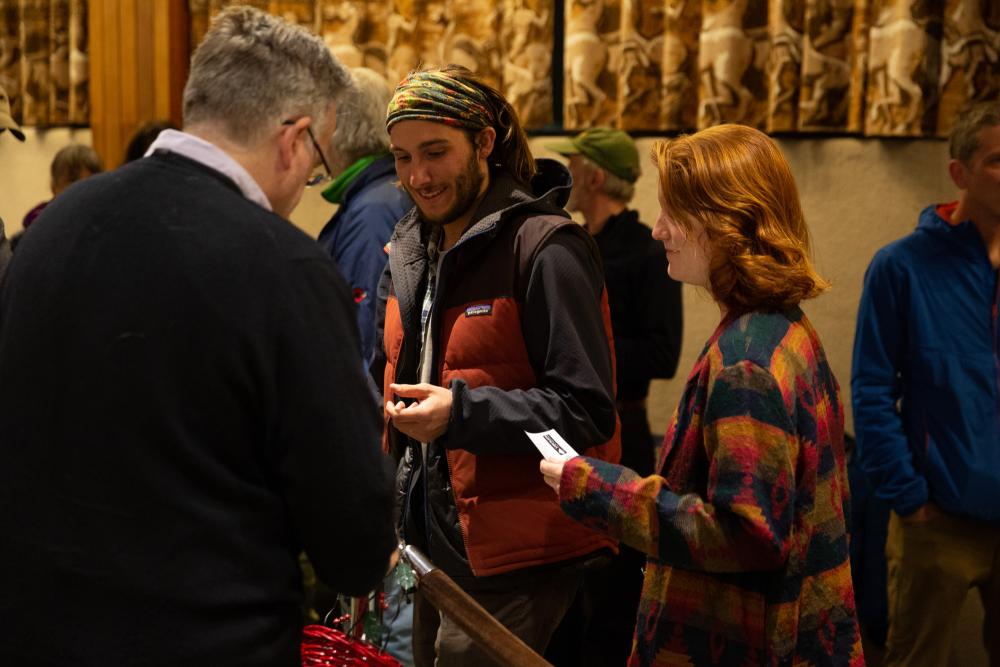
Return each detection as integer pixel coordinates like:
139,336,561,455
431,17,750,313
318,67,412,368
853,100,1000,666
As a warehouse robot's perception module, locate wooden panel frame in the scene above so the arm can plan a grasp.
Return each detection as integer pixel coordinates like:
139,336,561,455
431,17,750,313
89,0,189,168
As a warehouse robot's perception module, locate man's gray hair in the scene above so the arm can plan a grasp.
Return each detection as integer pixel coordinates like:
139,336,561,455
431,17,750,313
950,100,1000,164
329,67,393,174
183,6,351,145
581,156,636,204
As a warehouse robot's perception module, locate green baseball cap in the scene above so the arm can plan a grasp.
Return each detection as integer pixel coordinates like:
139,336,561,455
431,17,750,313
546,128,640,183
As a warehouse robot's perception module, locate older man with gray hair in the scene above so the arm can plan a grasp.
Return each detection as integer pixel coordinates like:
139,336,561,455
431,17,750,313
318,67,412,367
0,7,396,667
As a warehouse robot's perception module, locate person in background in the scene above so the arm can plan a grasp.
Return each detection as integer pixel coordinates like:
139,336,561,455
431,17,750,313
852,100,1000,666
546,127,683,666
21,144,104,230
124,119,178,163
0,7,396,666
0,83,20,275
373,65,621,666
310,65,414,665
541,124,863,666
318,66,412,368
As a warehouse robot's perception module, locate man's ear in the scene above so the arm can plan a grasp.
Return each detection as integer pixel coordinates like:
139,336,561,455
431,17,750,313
277,117,310,170
590,166,606,189
948,158,969,191
476,127,497,160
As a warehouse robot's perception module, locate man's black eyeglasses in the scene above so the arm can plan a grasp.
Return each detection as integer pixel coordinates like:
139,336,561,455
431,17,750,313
283,120,332,187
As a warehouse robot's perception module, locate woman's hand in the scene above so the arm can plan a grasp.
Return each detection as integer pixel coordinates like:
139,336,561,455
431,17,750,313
539,459,565,495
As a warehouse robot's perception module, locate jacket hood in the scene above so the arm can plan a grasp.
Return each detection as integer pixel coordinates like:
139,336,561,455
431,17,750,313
466,157,572,229
530,157,573,209
916,202,985,257
342,154,398,204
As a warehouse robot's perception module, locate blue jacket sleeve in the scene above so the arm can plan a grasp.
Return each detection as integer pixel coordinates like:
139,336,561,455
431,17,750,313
851,249,928,516
323,202,397,368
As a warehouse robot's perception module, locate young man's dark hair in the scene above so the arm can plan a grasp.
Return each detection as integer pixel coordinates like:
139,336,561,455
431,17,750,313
374,65,621,666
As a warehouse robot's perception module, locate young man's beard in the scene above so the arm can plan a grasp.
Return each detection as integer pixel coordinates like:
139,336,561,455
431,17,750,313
415,150,486,228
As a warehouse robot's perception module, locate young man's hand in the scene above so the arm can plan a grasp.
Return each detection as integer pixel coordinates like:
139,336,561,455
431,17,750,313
386,383,452,442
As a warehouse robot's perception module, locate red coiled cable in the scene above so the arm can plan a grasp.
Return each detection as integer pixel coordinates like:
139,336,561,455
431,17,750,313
301,622,402,667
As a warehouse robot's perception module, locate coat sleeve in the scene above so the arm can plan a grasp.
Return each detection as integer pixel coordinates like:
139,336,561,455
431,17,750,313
274,256,397,596
851,250,928,516
613,242,683,381
368,260,393,399
319,203,397,370
558,361,798,573
443,228,617,456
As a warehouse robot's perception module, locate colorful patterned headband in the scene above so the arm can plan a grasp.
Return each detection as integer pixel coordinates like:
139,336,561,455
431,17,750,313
386,70,494,132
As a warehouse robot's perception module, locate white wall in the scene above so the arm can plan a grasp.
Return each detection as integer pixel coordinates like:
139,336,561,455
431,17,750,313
0,128,94,235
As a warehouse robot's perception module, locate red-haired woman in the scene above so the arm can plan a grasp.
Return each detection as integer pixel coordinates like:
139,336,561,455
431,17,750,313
541,124,864,666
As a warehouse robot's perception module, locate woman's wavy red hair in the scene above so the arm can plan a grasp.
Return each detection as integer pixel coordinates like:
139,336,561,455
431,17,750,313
653,124,829,314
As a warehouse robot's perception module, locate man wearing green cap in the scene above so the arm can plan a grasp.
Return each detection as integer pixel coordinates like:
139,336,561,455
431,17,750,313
373,65,621,666
547,127,683,666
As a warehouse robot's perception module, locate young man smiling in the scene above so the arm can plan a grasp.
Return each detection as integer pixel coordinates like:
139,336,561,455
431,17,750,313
372,66,621,666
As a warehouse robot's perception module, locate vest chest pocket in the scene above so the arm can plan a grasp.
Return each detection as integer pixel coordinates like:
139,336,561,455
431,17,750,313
438,297,536,391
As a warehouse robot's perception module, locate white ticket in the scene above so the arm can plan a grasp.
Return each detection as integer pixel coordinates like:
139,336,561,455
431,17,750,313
525,429,579,462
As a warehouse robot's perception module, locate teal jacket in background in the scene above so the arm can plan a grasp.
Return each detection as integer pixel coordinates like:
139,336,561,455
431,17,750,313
853,202,1000,522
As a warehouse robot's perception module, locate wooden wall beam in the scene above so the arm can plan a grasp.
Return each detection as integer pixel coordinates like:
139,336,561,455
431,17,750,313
89,0,189,168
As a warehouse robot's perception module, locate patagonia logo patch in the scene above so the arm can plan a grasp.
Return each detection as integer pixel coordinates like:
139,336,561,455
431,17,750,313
464,304,493,318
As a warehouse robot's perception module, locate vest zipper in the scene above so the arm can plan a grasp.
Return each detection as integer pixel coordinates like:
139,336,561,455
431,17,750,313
429,240,478,575
393,337,415,543
442,449,476,576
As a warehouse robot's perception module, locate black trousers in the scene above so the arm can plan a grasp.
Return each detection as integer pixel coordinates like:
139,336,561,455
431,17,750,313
545,406,654,666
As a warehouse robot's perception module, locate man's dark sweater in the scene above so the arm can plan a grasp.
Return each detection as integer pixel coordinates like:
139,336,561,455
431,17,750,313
0,152,396,667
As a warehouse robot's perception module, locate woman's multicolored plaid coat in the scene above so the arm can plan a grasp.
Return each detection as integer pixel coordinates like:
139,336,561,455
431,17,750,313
559,308,865,666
